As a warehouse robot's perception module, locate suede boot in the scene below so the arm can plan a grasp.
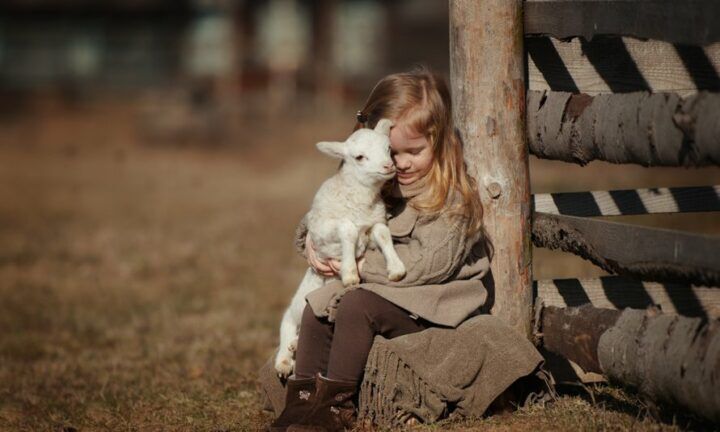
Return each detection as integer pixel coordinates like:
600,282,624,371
287,374,358,432
268,376,317,432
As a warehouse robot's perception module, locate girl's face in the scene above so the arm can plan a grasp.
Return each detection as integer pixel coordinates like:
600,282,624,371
389,121,434,186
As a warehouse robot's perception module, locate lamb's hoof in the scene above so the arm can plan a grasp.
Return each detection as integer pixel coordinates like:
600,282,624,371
388,265,406,281
341,272,360,286
388,271,405,281
288,338,298,353
274,356,294,378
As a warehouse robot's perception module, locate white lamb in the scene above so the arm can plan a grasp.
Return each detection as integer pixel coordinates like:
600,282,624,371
274,119,407,377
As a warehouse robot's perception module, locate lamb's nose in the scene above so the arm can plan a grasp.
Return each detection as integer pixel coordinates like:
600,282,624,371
384,162,395,171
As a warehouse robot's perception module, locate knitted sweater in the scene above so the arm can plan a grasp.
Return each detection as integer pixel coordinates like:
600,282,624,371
294,179,491,327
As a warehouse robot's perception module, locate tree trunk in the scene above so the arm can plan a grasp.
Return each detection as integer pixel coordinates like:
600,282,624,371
449,0,532,336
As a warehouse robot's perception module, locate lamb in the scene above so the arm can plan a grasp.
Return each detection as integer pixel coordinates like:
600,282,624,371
274,119,407,377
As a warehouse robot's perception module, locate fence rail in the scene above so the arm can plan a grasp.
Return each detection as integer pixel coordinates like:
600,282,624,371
524,0,720,46
540,305,720,422
532,212,720,286
526,90,720,167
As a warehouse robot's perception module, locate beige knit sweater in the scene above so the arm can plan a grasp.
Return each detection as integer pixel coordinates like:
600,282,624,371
294,180,491,327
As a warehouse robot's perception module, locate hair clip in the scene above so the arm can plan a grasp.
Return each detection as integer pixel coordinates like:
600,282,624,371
356,110,368,124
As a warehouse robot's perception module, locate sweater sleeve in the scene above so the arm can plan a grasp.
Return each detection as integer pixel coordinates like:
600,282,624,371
294,213,309,257
359,212,469,287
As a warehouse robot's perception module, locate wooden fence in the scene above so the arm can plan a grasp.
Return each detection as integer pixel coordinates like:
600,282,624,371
450,0,719,422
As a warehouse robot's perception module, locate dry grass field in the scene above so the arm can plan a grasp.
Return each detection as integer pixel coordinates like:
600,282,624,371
0,101,718,431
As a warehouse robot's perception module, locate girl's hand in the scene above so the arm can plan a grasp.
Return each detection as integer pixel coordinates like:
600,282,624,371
306,235,341,277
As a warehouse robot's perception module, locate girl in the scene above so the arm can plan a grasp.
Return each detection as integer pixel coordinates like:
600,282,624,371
268,67,539,432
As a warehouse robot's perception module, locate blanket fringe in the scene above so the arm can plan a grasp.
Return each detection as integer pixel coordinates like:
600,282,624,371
359,339,447,428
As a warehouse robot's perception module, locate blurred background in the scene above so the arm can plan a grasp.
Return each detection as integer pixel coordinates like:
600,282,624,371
0,0,448,125
0,0,718,430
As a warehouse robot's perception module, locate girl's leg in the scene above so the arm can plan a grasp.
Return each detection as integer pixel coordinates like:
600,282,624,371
294,303,334,379
325,289,430,383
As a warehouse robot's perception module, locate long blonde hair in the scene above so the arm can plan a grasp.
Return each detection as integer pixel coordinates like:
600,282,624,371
355,66,484,236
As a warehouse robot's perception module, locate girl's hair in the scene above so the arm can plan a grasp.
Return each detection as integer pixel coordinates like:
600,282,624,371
355,66,483,236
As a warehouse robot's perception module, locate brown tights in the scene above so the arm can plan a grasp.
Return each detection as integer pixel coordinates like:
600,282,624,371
293,289,431,383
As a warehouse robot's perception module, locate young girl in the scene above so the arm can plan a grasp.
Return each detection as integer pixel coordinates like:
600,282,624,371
268,67,535,432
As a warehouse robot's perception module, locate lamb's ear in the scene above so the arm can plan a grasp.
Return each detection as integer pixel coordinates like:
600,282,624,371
374,119,394,136
316,141,346,159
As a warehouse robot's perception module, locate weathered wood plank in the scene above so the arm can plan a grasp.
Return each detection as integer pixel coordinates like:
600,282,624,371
450,0,532,336
541,305,621,373
540,305,720,423
531,212,720,286
524,0,720,46
598,308,720,423
535,277,720,319
526,90,720,167
528,37,720,96
532,185,720,216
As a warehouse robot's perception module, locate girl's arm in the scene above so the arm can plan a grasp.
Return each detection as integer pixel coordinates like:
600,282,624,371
359,212,471,287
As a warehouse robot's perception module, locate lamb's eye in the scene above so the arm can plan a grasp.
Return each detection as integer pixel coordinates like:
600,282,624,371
355,155,365,161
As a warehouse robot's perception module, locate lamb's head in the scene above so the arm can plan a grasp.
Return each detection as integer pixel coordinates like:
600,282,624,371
316,119,396,185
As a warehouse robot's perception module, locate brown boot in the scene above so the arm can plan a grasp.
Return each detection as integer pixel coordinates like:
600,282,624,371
286,373,357,432
268,376,317,432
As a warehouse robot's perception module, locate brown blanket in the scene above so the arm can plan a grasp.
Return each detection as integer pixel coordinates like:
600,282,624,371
258,314,550,427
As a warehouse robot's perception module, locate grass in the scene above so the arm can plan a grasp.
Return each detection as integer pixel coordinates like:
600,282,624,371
0,101,718,431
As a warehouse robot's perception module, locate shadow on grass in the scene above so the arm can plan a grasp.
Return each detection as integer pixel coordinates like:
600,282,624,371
557,383,717,431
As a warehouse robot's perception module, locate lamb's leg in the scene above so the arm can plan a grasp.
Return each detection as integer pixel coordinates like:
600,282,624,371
370,223,406,281
275,268,325,377
275,308,298,378
338,221,360,286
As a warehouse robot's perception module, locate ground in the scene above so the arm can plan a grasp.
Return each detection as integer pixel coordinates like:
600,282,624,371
0,101,717,431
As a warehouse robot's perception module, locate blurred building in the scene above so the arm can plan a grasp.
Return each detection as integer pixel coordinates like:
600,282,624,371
0,0,447,97
0,0,447,142
0,0,192,93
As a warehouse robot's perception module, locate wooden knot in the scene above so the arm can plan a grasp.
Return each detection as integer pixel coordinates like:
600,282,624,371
485,117,497,137
487,182,502,199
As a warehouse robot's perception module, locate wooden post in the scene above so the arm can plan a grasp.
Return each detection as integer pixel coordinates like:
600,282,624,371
449,1,532,336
